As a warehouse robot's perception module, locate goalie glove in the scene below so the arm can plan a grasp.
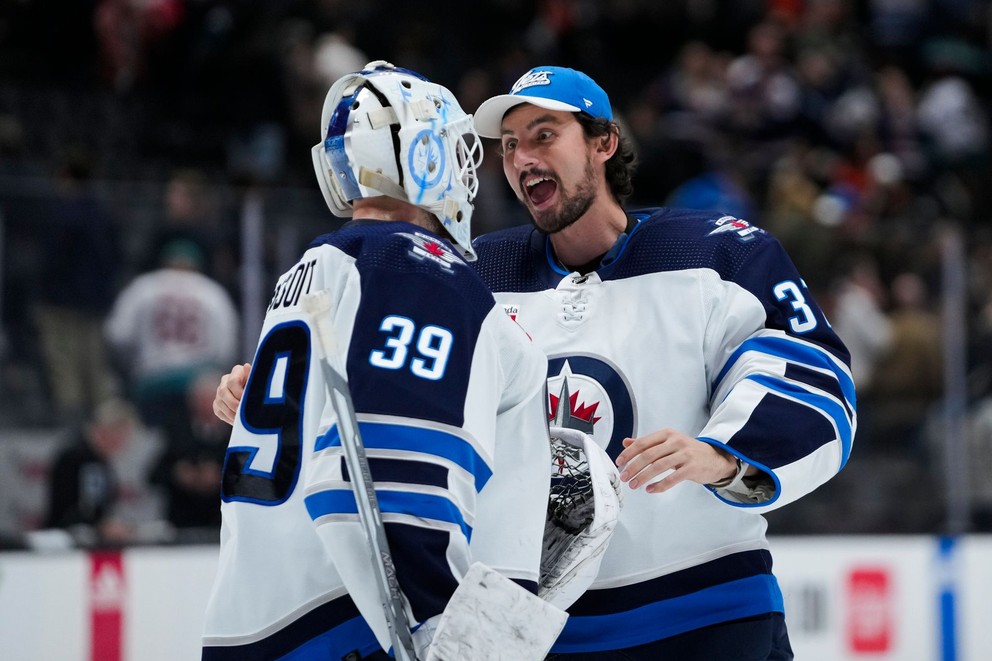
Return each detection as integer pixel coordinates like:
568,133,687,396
539,426,623,610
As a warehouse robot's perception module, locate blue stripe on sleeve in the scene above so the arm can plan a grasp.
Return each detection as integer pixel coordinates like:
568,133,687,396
747,374,853,467
715,336,856,409
315,421,492,492
785,362,853,418
304,489,473,540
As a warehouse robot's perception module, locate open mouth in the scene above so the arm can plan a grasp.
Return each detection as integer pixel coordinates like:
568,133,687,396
524,175,558,207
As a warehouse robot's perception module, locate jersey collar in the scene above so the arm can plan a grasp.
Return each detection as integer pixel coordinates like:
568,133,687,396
546,213,642,275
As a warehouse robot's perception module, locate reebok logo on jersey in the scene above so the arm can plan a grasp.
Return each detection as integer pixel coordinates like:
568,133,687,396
403,232,461,271
706,215,762,242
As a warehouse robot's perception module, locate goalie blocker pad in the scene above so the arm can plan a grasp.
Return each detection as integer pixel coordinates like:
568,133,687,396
423,562,568,660
540,426,623,610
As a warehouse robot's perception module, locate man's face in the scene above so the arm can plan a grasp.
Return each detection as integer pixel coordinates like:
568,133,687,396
89,419,133,458
498,105,599,234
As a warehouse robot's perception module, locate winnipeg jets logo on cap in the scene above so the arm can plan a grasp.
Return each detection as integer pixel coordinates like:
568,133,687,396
511,70,554,94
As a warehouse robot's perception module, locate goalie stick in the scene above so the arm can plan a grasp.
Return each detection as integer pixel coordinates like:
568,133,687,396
301,290,417,661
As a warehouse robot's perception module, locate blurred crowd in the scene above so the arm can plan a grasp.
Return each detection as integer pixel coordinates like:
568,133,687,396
1,0,992,544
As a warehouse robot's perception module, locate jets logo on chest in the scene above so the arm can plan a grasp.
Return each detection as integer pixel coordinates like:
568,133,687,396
546,355,636,461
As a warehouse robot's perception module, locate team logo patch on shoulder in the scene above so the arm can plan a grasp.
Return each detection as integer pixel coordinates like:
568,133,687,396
706,215,763,242
401,232,462,270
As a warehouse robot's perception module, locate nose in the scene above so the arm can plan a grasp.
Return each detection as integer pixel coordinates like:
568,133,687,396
510,142,538,171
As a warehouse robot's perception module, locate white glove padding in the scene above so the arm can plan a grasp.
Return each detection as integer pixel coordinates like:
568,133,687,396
539,426,623,610
424,562,568,660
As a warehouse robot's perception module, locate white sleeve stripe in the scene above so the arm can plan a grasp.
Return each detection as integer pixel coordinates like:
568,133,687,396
716,335,854,406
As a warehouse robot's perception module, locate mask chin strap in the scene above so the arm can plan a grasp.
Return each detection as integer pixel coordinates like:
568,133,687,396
358,167,406,201
441,199,461,223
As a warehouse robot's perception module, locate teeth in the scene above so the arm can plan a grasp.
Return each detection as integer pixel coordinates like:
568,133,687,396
525,177,550,189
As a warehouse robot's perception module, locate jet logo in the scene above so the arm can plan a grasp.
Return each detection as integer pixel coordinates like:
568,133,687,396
547,355,636,460
707,215,762,242
511,70,553,93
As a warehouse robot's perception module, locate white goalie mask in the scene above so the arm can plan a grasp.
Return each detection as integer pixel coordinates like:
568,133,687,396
311,61,483,260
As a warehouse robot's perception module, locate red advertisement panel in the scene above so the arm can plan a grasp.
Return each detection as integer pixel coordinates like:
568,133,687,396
847,567,892,654
90,551,124,661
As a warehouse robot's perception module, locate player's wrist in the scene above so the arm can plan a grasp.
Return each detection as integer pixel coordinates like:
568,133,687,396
707,455,747,489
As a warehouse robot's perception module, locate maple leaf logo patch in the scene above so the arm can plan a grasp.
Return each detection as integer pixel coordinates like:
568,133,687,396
402,231,462,270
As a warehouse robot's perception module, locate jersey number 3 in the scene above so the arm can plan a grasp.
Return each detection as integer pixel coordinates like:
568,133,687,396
773,280,818,334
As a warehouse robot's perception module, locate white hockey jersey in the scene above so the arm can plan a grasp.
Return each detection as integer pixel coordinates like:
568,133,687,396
104,267,239,382
202,221,551,659
471,207,856,653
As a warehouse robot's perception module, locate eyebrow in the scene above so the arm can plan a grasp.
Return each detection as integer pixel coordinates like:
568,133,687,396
500,113,565,136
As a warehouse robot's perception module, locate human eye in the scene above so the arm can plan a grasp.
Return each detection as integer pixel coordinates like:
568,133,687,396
500,138,517,156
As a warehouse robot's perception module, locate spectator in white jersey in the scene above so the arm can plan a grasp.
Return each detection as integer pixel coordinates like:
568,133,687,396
104,239,239,431
213,65,856,659
202,61,558,660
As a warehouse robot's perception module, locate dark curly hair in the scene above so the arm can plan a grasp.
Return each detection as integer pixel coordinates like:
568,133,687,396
575,114,638,206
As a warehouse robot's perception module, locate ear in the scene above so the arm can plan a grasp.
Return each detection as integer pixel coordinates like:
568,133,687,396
594,129,619,162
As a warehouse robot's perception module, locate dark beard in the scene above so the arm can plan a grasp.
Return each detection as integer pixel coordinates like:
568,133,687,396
527,161,597,235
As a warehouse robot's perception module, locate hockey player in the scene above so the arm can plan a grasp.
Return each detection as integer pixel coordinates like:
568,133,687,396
201,62,559,660
465,65,856,659
214,65,854,659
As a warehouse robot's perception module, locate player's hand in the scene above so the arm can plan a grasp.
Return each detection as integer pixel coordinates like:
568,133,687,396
213,362,251,425
615,428,738,494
